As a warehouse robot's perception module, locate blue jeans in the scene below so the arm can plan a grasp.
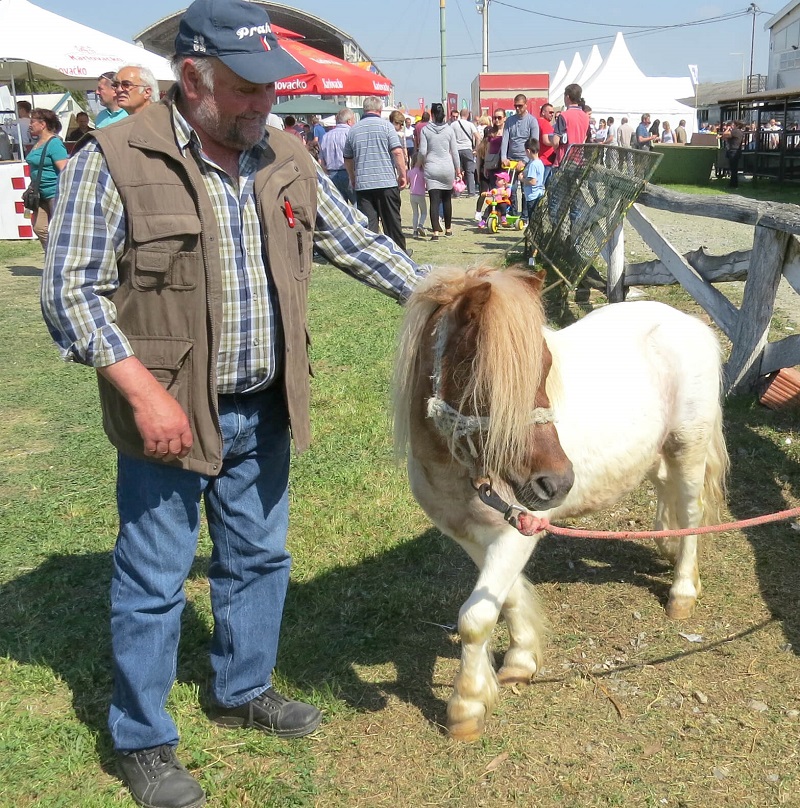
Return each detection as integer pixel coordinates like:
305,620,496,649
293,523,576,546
109,386,291,752
328,168,355,204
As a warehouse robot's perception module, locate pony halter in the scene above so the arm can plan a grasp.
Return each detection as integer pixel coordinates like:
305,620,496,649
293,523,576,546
426,313,555,468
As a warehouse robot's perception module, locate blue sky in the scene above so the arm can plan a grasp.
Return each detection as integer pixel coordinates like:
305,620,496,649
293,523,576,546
34,0,774,107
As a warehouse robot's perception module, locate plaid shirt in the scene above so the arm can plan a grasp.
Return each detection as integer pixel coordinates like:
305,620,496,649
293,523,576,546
42,106,426,395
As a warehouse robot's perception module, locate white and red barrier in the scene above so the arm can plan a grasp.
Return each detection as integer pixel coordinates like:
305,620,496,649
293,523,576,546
0,161,35,240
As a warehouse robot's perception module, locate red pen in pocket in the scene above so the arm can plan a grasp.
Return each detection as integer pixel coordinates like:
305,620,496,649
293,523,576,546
283,196,295,228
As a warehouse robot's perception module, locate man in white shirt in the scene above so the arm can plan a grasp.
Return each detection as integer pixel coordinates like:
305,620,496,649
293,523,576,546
451,108,478,196
617,117,634,149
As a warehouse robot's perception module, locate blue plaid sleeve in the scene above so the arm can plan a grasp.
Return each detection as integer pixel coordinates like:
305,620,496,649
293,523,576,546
313,165,429,302
40,142,133,367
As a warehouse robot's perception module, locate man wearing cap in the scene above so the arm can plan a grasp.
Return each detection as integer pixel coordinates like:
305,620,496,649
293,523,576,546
41,1,427,806
95,71,129,129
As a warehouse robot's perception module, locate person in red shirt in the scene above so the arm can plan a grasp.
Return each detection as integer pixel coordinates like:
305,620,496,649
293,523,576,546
552,83,590,167
537,102,556,184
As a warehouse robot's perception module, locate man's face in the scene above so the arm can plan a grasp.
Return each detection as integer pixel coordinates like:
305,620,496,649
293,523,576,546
190,60,275,152
76,113,90,130
96,78,116,109
541,105,554,121
514,100,527,116
449,110,459,122
115,68,152,114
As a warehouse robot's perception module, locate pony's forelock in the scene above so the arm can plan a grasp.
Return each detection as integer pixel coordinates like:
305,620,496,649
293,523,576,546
392,267,548,473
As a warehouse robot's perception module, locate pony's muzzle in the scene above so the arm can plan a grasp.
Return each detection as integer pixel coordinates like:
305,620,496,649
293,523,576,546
515,465,575,510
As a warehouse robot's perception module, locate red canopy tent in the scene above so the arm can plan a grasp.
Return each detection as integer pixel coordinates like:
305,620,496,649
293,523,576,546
271,26,391,97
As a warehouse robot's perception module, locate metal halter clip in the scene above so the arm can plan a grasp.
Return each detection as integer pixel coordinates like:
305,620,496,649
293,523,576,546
473,480,528,528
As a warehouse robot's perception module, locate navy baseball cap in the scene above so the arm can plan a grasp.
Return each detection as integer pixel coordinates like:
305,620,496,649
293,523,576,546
175,0,305,84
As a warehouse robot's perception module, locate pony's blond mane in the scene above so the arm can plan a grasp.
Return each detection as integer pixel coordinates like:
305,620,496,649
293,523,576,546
393,266,548,474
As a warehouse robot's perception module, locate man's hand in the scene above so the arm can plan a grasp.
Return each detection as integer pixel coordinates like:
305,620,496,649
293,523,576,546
98,356,193,461
133,385,194,460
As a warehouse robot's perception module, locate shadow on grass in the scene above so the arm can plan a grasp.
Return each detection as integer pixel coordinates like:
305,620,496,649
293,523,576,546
278,526,676,730
0,523,674,745
8,264,42,277
0,552,219,762
723,396,800,654
4,448,791,752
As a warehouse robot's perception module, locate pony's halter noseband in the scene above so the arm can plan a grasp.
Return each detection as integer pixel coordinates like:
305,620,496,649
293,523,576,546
426,311,555,468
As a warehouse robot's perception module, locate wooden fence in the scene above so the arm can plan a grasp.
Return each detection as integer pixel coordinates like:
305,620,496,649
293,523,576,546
602,185,800,394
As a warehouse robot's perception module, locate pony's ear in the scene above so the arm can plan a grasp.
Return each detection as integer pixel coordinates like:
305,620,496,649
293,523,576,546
523,269,547,295
453,281,492,326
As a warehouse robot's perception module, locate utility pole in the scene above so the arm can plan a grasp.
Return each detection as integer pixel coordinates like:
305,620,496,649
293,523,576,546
477,0,490,73
748,3,759,92
440,0,447,103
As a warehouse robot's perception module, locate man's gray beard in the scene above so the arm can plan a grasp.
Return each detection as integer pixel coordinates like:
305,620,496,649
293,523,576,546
195,97,264,151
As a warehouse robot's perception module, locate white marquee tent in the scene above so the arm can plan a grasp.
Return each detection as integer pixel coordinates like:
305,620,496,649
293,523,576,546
550,52,583,104
571,45,603,95
0,0,174,90
550,33,696,136
550,60,567,97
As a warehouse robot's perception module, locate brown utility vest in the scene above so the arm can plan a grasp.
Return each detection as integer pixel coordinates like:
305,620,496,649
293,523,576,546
88,100,318,475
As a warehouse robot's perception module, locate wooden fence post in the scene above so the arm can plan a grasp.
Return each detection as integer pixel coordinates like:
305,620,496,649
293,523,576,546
604,224,625,303
724,224,791,393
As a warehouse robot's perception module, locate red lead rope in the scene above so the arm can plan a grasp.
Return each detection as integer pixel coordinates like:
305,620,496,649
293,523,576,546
515,507,800,539
473,480,800,539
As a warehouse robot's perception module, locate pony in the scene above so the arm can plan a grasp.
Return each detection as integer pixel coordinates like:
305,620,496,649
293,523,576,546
392,266,728,742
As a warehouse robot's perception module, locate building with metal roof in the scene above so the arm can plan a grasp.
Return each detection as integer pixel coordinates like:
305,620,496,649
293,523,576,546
134,2,392,105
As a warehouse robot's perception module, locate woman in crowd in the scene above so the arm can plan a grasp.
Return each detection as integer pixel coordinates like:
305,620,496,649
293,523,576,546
593,118,608,143
661,121,674,143
474,108,505,221
389,110,409,169
26,108,68,251
418,102,461,240
649,118,661,139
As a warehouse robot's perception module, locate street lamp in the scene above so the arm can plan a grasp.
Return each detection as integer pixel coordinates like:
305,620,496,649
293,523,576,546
748,3,759,92
476,0,489,73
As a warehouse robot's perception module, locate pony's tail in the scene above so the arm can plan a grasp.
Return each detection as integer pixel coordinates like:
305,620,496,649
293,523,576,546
701,404,729,526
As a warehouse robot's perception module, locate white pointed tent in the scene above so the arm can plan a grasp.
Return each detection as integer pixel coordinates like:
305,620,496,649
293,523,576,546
550,60,567,97
550,52,583,104
0,0,174,90
578,33,695,135
571,45,603,93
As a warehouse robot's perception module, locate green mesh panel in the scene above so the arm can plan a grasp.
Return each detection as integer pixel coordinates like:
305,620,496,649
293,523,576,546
525,144,662,291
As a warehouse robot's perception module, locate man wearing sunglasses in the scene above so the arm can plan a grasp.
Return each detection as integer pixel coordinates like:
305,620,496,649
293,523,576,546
500,94,539,213
115,65,158,115
95,71,128,129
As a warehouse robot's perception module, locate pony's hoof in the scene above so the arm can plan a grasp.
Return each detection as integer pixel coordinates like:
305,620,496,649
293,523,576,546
447,716,485,742
446,698,487,742
666,595,696,620
497,665,535,685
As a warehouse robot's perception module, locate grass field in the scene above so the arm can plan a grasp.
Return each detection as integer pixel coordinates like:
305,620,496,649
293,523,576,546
0,193,799,807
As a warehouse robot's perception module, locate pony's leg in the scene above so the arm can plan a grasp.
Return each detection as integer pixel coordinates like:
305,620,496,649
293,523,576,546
650,458,681,564
497,575,546,685
453,546,544,686
650,456,704,620
448,528,540,741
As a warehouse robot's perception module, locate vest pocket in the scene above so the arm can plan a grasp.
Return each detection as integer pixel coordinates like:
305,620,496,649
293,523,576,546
292,220,312,281
133,244,200,291
130,337,194,418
